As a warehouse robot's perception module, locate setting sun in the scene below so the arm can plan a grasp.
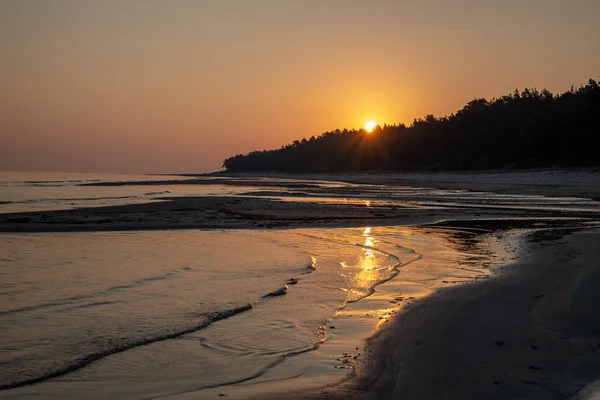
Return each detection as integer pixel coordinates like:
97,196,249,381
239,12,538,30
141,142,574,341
365,120,377,133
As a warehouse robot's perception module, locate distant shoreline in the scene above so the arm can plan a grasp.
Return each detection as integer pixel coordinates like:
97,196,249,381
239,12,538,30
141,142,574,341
209,170,600,201
2,170,600,233
81,170,600,202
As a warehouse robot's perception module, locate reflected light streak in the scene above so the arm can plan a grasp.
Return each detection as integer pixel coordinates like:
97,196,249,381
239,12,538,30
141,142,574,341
343,227,396,303
377,308,394,328
354,227,379,296
363,226,375,256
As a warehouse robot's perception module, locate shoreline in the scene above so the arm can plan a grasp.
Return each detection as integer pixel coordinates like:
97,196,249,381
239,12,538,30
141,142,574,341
166,223,515,400
268,226,600,400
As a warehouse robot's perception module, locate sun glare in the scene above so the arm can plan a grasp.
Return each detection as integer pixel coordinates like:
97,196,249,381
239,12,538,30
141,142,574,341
365,120,377,133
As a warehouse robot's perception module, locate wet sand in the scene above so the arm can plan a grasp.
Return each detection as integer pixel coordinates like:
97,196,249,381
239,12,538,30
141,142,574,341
262,228,600,400
215,171,600,201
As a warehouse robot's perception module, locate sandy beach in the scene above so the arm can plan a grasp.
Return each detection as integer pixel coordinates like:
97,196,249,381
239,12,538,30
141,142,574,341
1,171,600,399
265,227,600,400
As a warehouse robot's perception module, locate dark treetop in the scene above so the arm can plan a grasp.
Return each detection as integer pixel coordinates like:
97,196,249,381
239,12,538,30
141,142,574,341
223,78,600,172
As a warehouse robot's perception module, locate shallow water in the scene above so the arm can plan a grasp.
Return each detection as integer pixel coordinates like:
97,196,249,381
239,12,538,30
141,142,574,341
0,172,259,214
0,226,408,397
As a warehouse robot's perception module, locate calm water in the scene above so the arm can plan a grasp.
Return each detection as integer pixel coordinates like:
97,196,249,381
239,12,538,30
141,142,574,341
0,171,255,214
1,227,407,398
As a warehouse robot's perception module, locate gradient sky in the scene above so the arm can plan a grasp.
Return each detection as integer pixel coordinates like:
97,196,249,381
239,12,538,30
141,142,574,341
1,0,599,173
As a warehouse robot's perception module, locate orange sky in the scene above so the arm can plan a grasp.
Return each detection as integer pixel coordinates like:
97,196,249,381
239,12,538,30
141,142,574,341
1,0,599,173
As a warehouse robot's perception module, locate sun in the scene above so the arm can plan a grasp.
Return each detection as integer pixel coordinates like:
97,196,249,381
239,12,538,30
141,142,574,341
365,120,377,133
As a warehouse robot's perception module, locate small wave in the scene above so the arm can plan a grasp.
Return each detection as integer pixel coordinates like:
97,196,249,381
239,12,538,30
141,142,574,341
0,303,253,391
0,265,195,316
63,300,119,311
142,340,322,400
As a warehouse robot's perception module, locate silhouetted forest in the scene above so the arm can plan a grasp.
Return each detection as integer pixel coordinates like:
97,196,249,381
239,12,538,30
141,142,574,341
223,79,600,172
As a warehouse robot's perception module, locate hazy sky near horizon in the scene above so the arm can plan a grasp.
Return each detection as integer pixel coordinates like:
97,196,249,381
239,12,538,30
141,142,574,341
1,0,599,173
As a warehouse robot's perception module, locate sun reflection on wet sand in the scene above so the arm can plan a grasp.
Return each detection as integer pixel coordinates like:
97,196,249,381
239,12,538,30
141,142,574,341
376,308,395,327
342,225,512,330
363,227,375,260
234,225,512,398
345,227,398,302
361,227,401,325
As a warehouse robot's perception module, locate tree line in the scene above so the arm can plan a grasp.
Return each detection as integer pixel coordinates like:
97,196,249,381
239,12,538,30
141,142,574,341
222,78,600,172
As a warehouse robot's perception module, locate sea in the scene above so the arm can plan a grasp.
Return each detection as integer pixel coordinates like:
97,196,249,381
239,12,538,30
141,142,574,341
0,172,418,399
0,171,597,399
